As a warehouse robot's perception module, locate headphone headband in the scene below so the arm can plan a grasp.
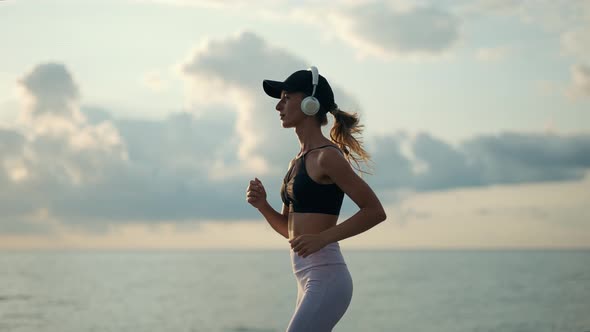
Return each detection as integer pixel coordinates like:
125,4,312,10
300,66,321,116
309,66,319,97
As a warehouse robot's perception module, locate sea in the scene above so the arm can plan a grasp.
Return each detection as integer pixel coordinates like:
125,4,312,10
1,249,589,332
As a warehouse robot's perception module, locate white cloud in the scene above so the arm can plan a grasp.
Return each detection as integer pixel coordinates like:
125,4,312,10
9,63,128,186
177,31,364,177
178,31,313,176
324,2,461,60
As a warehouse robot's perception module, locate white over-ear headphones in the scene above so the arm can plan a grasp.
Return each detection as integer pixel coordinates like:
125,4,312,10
300,66,321,116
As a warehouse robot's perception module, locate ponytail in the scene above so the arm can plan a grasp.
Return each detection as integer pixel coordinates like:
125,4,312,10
326,105,372,174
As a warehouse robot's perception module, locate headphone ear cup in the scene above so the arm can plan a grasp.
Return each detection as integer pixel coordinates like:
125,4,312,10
301,96,320,116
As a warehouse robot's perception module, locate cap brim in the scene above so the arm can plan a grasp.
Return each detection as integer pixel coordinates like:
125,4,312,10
263,80,287,99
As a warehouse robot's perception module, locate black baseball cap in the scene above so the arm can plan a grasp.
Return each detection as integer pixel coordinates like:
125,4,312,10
263,69,336,113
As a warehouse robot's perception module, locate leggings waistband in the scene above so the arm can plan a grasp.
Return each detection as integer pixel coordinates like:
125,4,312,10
290,242,346,274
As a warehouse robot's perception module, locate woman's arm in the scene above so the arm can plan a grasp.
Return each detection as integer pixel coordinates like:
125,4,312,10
289,149,387,257
318,149,387,244
257,201,289,239
247,178,289,239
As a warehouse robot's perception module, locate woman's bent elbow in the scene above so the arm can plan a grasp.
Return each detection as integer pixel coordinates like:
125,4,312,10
375,208,387,224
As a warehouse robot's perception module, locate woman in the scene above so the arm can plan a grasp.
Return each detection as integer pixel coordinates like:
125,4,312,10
246,66,387,331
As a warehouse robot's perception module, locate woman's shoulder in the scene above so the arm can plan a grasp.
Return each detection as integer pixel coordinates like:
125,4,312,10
314,145,348,170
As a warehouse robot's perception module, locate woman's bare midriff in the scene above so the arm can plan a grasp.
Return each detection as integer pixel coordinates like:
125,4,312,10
288,212,338,239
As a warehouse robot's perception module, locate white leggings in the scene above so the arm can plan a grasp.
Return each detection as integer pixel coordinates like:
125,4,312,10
287,243,353,332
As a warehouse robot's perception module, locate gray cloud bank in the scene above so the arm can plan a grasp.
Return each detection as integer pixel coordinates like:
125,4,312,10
1,32,589,233
370,131,590,191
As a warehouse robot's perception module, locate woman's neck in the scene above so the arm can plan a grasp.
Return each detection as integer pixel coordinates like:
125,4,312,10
294,122,330,154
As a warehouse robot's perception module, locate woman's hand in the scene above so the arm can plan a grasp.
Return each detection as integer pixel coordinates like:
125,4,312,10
289,234,329,258
246,177,268,209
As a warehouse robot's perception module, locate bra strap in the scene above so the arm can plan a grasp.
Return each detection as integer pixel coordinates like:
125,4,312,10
302,144,341,158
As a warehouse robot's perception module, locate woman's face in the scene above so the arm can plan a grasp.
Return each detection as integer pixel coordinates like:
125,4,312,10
276,91,305,128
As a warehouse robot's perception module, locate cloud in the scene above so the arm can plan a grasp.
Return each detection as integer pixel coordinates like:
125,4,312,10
0,127,27,185
370,131,590,191
1,32,368,234
369,132,480,191
178,31,305,175
566,64,590,100
134,0,461,61
462,132,590,184
0,63,132,233
177,31,361,176
3,32,590,236
36,105,253,225
0,127,25,156
12,63,128,186
17,63,80,121
4,175,589,249
1,102,255,233
325,2,461,60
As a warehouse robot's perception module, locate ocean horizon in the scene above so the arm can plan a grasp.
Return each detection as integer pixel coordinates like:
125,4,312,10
1,248,589,332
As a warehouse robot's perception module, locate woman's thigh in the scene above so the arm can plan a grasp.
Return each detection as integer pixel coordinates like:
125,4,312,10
287,264,353,332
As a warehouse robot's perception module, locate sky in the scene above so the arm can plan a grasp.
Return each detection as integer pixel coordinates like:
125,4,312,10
0,0,589,250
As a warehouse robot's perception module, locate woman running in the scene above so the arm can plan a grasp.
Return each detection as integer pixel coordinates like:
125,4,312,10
246,66,387,331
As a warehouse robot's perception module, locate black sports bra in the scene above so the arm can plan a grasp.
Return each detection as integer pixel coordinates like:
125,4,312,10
280,145,345,215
